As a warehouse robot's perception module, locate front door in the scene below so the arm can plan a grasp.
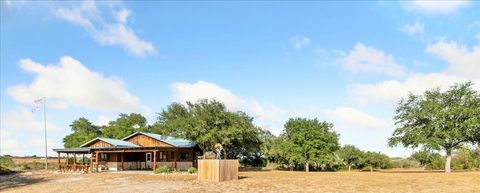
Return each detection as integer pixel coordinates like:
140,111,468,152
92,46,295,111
146,153,152,169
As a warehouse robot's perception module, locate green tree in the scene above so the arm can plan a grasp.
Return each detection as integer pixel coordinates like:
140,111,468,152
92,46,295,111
361,151,392,172
388,82,480,172
282,118,339,172
410,149,442,168
153,99,262,159
102,113,148,139
337,145,364,171
63,118,102,148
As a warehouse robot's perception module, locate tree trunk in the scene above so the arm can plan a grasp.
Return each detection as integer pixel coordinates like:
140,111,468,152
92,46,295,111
445,149,452,173
348,165,351,172
370,166,373,172
305,162,309,172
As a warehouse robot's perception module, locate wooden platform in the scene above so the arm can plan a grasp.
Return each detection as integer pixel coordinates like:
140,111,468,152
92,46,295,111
197,159,238,182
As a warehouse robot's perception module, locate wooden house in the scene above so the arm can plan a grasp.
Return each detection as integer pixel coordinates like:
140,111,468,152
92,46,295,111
53,132,201,172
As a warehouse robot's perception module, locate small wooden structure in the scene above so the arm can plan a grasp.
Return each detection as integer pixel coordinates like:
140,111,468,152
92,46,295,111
197,159,238,182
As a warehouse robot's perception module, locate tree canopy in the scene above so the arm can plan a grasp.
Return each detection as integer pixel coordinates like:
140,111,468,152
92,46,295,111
63,118,102,148
102,113,148,139
281,118,339,172
337,144,364,171
153,99,262,159
388,82,480,172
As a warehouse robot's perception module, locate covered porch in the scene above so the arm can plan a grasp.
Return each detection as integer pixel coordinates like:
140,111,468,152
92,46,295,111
53,146,196,173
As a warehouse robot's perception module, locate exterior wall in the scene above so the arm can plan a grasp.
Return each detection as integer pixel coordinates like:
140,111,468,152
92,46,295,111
106,162,118,171
126,134,173,147
88,140,113,148
110,161,193,171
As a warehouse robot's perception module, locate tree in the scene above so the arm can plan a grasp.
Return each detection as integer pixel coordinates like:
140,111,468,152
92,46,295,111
388,82,480,172
361,151,392,172
337,145,364,171
153,99,262,159
63,118,101,148
102,113,148,139
282,118,339,172
410,149,442,168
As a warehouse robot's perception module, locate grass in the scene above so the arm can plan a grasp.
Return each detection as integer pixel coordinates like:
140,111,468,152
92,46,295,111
2,170,479,193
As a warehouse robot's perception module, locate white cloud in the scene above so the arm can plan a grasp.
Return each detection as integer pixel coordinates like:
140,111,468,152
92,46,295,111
93,115,112,126
350,73,480,105
1,107,62,156
400,21,425,36
54,1,155,57
2,107,62,132
339,43,407,78
350,38,480,106
6,56,149,113
291,35,311,50
405,0,471,15
427,39,480,78
171,80,286,133
329,107,392,130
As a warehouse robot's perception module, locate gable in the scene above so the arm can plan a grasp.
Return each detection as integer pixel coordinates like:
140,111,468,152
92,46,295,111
85,139,113,148
126,133,174,147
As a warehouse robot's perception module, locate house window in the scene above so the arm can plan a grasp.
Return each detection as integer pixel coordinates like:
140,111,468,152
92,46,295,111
100,153,107,161
159,151,167,161
180,152,189,161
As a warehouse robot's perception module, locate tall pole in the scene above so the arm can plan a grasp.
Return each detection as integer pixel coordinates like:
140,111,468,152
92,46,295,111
43,97,48,170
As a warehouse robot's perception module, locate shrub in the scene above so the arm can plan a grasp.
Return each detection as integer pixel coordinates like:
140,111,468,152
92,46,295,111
187,167,197,174
0,156,15,169
155,165,170,174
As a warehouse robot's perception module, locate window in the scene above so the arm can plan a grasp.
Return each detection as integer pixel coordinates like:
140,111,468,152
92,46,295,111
159,151,167,161
100,153,107,161
180,152,189,161
146,153,152,162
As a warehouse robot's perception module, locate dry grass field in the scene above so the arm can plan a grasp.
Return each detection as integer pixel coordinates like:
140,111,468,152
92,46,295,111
1,170,479,193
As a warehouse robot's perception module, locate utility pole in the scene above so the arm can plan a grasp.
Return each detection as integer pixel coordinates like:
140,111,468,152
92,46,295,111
43,97,48,170
32,97,48,170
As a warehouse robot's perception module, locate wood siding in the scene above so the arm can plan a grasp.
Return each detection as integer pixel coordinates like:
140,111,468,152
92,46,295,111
197,160,238,182
126,134,174,147
88,140,113,148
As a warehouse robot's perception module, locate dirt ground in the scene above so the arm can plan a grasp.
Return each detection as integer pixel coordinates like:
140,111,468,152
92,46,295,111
1,170,479,193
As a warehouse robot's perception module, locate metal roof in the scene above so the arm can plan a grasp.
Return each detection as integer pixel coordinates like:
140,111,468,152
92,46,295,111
52,147,90,153
122,132,196,148
80,137,139,148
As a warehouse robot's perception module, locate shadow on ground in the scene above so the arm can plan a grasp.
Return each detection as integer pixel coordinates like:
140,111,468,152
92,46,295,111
0,172,50,191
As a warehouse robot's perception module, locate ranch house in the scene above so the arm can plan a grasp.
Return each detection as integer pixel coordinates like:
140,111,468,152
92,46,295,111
52,132,202,172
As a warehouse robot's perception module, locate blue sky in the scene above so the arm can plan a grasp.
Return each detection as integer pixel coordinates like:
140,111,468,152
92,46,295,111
1,1,479,157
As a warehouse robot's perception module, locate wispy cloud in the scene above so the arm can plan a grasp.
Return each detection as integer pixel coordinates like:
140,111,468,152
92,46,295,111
54,1,155,57
290,35,311,50
400,21,425,36
338,43,407,78
403,0,471,15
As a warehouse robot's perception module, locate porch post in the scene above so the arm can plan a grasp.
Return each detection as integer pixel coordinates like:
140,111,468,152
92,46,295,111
57,152,60,170
82,154,85,171
66,153,69,170
153,150,157,172
95,152,99,172
90,152,94,173
120,152,125,171
73,153,77,171
174,149,177,170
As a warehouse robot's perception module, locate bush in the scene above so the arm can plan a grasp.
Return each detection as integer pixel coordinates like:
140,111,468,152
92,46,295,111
426,156,445,170
187,167,197,174
0,156,15,169
155,165,170,174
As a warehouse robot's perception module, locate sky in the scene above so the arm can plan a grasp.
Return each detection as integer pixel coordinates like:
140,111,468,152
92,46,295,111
1,1,479,157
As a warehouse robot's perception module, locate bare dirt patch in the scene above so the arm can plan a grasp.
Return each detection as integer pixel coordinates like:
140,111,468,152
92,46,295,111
1,170,479,193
